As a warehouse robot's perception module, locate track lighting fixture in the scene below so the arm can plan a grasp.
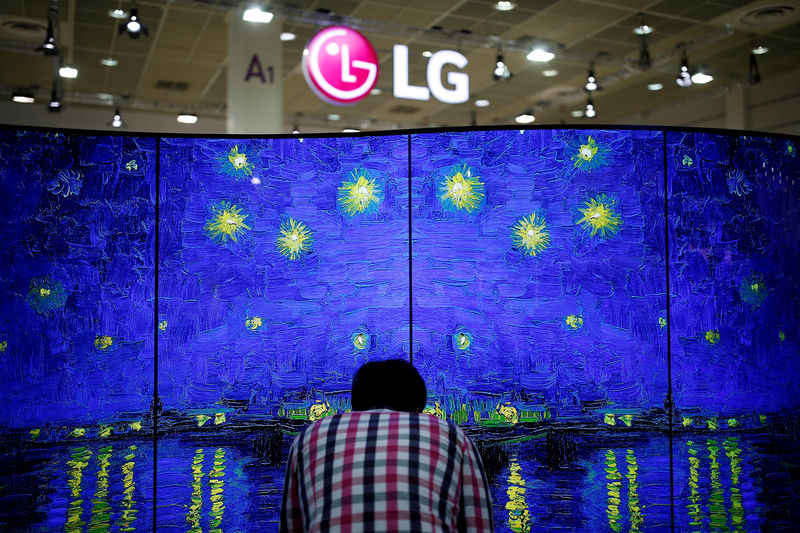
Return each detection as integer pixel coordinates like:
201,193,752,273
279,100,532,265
515,110,535,124
493,53,512,80
110,108,124,128
526,48,554,62
584,64,598,91
584,98,596,118
633,20,653,35
690,70,713,84
35,0,59,55
59,65,78,79
177,113,198,124
120,2,148,38
48,85,61,112
675,51,692,87
12,91,35,104
243,7,274,23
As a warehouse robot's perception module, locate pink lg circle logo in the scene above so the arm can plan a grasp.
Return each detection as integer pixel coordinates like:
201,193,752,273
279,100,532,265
302,26,379,106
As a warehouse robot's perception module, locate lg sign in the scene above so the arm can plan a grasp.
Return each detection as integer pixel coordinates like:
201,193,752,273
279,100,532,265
302,26,469,106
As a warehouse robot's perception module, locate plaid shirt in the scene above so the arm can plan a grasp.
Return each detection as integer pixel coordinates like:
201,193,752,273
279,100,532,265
280,409,494,532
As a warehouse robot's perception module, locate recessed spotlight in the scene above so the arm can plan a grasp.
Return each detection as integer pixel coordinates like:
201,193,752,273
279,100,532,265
494,1,515,11
109,9,128,19
242,7,274,23
342,128,360,133
280,32,296,41
370,88,382,95
12,92,35,104
110,108,124,128
515,112,535,124
59,65,78,79
647,83,663,91
475,99,490,107
542,69,558,77
584,99,596,118
691,71,713,84
177,113,198,124
327,113,341,121
422,50,432,58
752,45,768,55
526,48,554,62
101,57,118,67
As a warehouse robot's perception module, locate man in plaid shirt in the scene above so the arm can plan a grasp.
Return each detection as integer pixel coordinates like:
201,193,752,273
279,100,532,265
280,359,494,532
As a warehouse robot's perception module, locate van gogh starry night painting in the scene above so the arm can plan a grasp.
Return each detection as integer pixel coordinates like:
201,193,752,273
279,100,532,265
0,126,797,532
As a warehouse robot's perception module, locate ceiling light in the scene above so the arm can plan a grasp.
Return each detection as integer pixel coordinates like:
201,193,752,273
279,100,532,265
12,91,35,104
634,23,653,35
542,69,558,77
570,110,584,118
584,98,596,118
110,108,124,128
751,45,768,55
48,87,61,112
691,71,713,84
370,88,382,95
526,48,554,62
243,7,274,23
120,5,148,38
342,128,360,133
675,54,692,87
515,111,535,124
647,83,663,91
177,113,198,124
584,64,597,91
36,17,58,56
292,128,300,135
109,9,128,19
59,65,78,79
493,54,512,80
327,113,341,121
494,1,515,11
280,32,296,41
101,58,118,67
475,99,490,107
422,50,432,58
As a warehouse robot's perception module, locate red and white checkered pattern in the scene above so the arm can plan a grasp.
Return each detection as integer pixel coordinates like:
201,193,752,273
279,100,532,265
281,409,494,532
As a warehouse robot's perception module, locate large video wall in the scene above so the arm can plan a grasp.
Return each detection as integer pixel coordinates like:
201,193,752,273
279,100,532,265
0,126,797,531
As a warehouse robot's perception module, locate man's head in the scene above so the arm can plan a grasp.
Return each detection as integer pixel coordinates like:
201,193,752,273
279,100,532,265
351,359,427,413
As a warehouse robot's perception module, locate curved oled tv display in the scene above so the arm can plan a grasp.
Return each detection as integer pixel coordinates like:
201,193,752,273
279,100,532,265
0,126,797,531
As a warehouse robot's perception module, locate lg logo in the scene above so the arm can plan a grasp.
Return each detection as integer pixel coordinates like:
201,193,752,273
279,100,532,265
392,45,469,105
302,26,379,105
302,26,469,106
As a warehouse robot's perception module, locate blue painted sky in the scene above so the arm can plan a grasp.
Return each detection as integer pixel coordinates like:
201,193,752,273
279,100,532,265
0,128,797,426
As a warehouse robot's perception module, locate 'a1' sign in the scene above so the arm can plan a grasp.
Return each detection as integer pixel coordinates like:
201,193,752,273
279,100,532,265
302,26,379,106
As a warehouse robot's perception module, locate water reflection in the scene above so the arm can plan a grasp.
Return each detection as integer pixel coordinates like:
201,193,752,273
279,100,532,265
120,444,139,531
724,437,745,532
505,455,530,532
2,432,795,531
187,448,205,532
625,449,643,532
88,445,112,532
604,449,623,532
209,448,227,532
66,446,92,532
687,440,704,527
